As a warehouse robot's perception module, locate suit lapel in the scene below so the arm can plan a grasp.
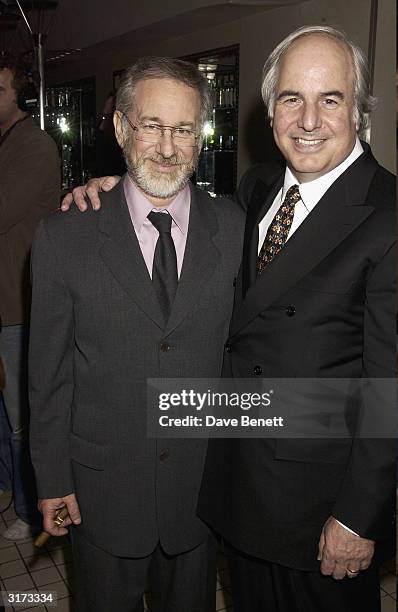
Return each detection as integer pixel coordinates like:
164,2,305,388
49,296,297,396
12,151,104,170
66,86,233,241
98,180,165,329
242,174,284,296
231,146,379,336
164,184,220,336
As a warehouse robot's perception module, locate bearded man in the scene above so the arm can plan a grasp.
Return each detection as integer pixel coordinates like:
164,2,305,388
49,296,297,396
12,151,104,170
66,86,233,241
29,57,244,612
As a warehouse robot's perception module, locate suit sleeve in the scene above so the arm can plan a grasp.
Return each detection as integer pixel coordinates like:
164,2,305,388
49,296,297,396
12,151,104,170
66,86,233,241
29,220,75,499
332,242,397,541
0,136,60,233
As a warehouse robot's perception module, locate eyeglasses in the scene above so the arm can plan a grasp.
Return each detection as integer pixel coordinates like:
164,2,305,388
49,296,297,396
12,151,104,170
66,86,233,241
121,113,198,146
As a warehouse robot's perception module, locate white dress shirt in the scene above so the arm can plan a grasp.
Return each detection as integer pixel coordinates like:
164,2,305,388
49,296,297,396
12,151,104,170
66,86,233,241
258,138,364,254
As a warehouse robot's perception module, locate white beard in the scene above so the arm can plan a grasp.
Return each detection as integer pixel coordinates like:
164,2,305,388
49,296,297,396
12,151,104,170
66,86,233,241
125,145,197,200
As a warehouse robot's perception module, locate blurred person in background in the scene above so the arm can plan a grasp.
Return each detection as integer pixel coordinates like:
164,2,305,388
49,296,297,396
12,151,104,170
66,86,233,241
95,91,126,177
0,56,60,540
0,357,12,501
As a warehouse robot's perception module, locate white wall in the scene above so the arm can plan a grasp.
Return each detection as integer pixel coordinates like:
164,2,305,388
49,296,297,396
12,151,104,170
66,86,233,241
48,0,395,175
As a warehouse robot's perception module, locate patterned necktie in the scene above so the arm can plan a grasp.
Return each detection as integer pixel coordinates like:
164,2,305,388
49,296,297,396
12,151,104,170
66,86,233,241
256,184,301,274
147,211,178,320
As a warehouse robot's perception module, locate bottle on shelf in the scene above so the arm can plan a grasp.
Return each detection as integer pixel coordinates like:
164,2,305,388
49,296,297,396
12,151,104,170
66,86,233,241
217,75,224,107
230,73,236,107
224,75,231,107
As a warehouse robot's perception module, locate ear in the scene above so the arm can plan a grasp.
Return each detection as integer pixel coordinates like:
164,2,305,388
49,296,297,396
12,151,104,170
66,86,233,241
113,111,125,148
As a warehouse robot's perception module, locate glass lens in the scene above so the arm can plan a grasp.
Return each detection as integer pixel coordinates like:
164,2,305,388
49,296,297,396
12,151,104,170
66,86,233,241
136,124,196,145
173,128,196,144
140,125,162,142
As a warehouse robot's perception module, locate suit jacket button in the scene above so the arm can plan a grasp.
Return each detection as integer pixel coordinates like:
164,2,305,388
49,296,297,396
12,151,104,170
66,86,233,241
253,365,262,376
285,306,296,317
159,449,170,461
160,341,171,352
225,342,233,353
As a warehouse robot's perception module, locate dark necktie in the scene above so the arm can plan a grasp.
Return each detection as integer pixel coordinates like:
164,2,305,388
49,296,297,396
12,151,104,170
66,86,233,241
256,184,301,274
147,211,178,320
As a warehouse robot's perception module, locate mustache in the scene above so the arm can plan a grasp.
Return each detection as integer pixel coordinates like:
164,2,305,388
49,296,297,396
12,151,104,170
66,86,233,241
145,153,191,167
123,135,196,167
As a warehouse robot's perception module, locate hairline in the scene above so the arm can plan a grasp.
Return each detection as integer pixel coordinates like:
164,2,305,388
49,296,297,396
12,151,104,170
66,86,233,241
125,76,202,124
261,26,375,134
273,32,354,112
115,58,211,143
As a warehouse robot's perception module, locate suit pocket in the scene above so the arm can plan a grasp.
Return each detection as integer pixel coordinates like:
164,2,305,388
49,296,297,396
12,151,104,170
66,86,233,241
296,275,365,299
274,438,352,464
69,433,105,470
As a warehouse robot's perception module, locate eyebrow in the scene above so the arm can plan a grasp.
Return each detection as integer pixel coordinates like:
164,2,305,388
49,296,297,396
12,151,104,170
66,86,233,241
321,91,345,99
276,90,345,101
276,90,300,101
139,115,196,127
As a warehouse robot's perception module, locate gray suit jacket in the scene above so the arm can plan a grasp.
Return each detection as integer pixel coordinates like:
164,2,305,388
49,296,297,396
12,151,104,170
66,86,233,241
29,180,244,557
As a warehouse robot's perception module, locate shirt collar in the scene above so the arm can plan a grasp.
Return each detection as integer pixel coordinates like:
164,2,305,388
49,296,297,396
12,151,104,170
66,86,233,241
123,174,190,235
282,137,364,212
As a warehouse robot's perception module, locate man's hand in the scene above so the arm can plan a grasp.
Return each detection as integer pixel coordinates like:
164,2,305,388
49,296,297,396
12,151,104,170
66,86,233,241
38,493,81,536
318,516,374,580
60,175,121,212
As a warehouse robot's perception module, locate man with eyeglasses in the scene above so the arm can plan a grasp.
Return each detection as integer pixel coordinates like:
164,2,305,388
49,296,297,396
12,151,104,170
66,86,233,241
29,57,244,612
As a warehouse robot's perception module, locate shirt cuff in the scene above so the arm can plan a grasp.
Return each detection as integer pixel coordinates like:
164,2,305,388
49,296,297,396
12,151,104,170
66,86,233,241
334,518,360,537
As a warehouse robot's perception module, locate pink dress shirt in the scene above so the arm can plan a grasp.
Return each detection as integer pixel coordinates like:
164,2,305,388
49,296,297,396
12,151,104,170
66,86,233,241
123,175,190,279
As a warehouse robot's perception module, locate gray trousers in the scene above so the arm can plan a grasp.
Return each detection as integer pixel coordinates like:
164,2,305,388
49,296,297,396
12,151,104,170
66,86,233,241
0,325,29,437
70,528,217,612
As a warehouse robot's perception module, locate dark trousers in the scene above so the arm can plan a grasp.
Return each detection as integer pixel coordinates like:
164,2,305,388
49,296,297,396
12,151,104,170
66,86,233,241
71,528,217,612
0,393,12,491
0,325,40,526
227,545,381,612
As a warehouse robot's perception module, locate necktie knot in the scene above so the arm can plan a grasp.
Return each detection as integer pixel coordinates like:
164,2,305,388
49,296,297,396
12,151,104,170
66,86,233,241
148,211,172,234
284,184,301,206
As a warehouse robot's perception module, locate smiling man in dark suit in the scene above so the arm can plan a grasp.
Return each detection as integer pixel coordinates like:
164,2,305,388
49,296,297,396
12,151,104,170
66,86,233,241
198,25,396,612
29,57,244,612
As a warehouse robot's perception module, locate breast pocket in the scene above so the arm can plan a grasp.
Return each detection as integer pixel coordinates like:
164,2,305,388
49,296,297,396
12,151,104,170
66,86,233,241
69,432,105,471
274,438,352,464
296,274,365,300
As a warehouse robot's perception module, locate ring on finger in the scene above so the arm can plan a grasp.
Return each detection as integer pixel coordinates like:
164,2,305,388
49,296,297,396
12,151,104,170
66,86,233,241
53,513,65,526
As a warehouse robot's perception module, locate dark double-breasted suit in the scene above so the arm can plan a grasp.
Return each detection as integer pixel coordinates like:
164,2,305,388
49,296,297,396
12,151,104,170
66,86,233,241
29,180,244,558
199,144,396,571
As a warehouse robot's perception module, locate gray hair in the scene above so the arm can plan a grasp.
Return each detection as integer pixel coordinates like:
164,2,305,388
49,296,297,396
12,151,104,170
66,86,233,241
116,56,211,136
261,25,376,134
